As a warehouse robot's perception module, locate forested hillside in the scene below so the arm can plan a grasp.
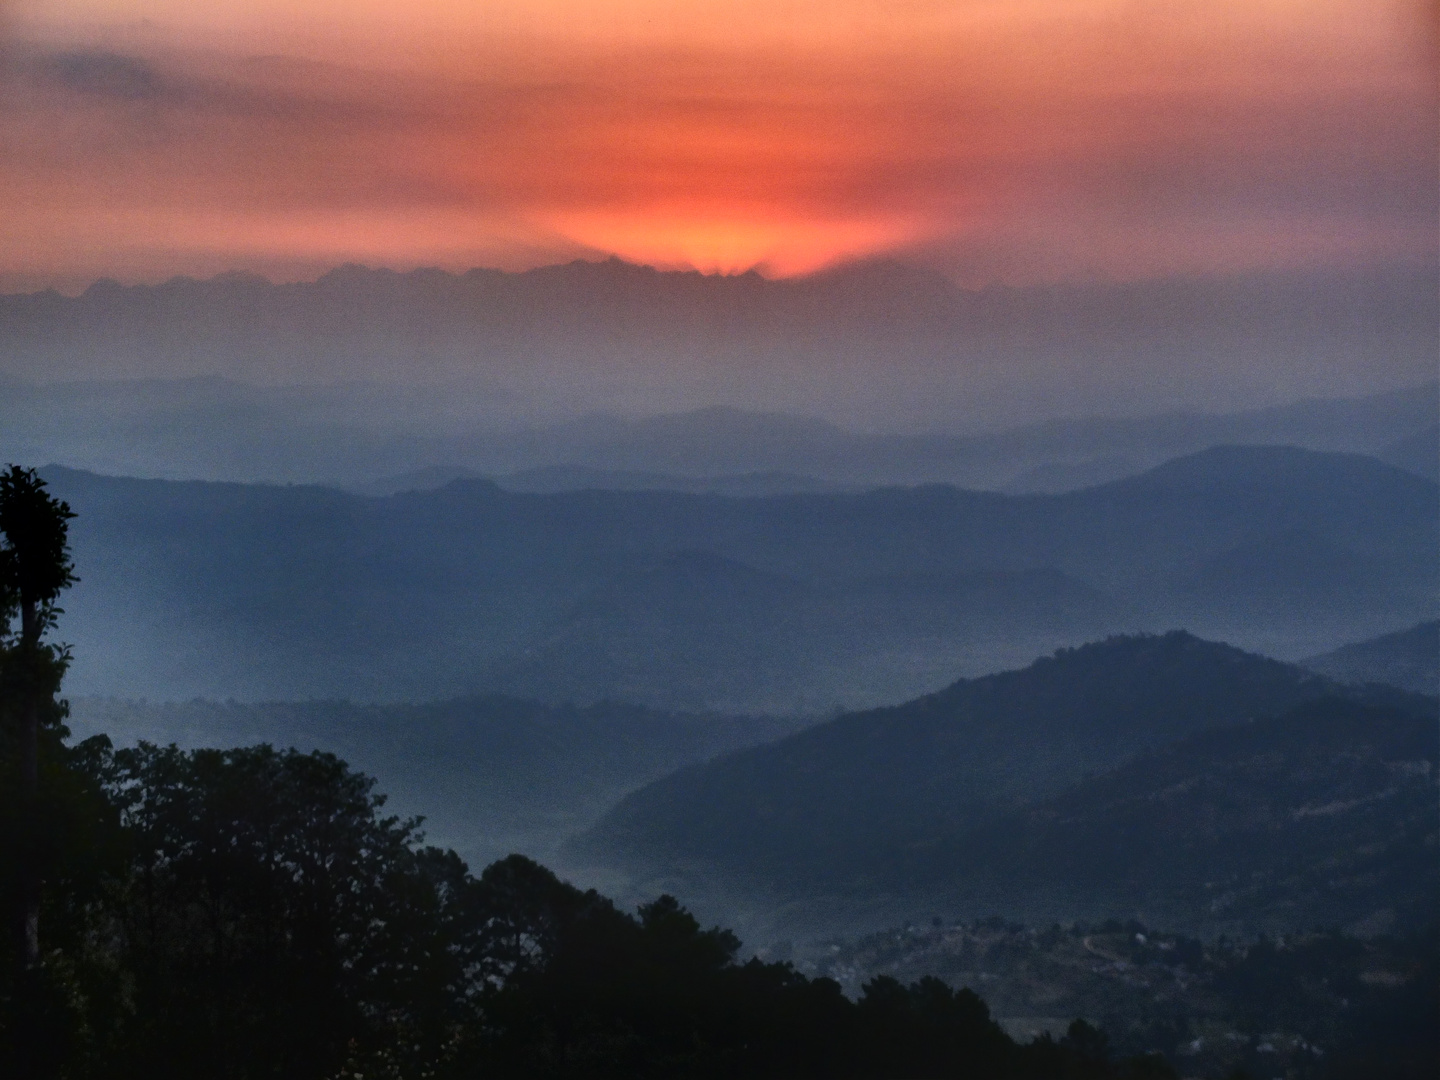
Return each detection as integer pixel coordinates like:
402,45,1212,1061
571,636,1437,939
900,696,1437,934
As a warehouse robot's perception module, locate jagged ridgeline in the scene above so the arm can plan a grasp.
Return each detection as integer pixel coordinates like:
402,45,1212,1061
3,261,1432,433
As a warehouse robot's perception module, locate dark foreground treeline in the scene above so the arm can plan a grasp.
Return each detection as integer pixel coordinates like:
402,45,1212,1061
0,734,1178,1080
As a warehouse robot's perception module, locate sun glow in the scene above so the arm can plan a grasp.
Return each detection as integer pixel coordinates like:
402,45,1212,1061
539,211,924,278
0,0,1433,290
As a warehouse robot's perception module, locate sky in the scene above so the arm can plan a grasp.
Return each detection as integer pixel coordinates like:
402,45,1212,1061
0,0,1435,293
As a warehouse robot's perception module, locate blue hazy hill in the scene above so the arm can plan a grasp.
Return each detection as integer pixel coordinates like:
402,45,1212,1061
42,445,1436,710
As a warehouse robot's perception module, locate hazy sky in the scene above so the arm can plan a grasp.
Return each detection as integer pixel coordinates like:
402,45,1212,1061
1,1,1435,292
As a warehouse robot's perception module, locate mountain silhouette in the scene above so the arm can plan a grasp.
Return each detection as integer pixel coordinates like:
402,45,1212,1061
567,632,1341,883
569,635,1435,938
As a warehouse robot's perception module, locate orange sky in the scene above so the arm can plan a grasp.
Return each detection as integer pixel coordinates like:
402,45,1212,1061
1,0,1435,291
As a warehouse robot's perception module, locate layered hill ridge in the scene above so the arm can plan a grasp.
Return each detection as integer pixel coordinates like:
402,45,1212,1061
4,373,1435,494
566,634,1437,937
565,632,1342,879
42,445,1438,707
2,260,1435,497
492,556,1124,712
1302,621,1439,696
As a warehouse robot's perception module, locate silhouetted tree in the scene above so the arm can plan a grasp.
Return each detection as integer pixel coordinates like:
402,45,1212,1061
0,466,83,1078
0,466,76,967
91,742,448,1078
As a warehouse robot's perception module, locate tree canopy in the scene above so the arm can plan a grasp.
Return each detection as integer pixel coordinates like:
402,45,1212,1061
0,732,1188,1079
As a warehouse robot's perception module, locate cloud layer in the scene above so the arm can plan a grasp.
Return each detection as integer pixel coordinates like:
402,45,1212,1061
1,0,1435,290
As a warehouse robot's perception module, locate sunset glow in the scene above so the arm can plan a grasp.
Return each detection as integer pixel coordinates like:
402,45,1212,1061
1,0,1434,291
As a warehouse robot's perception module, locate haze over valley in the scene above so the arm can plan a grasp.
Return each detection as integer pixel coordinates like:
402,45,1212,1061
37,440,1436,711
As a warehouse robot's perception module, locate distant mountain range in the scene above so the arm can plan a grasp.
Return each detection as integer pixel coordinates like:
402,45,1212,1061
2,259,1433,432
1303,621,1439,695
567,633,1438,941
3,372,1435,494
43,445,1437,708
359,465,847,499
